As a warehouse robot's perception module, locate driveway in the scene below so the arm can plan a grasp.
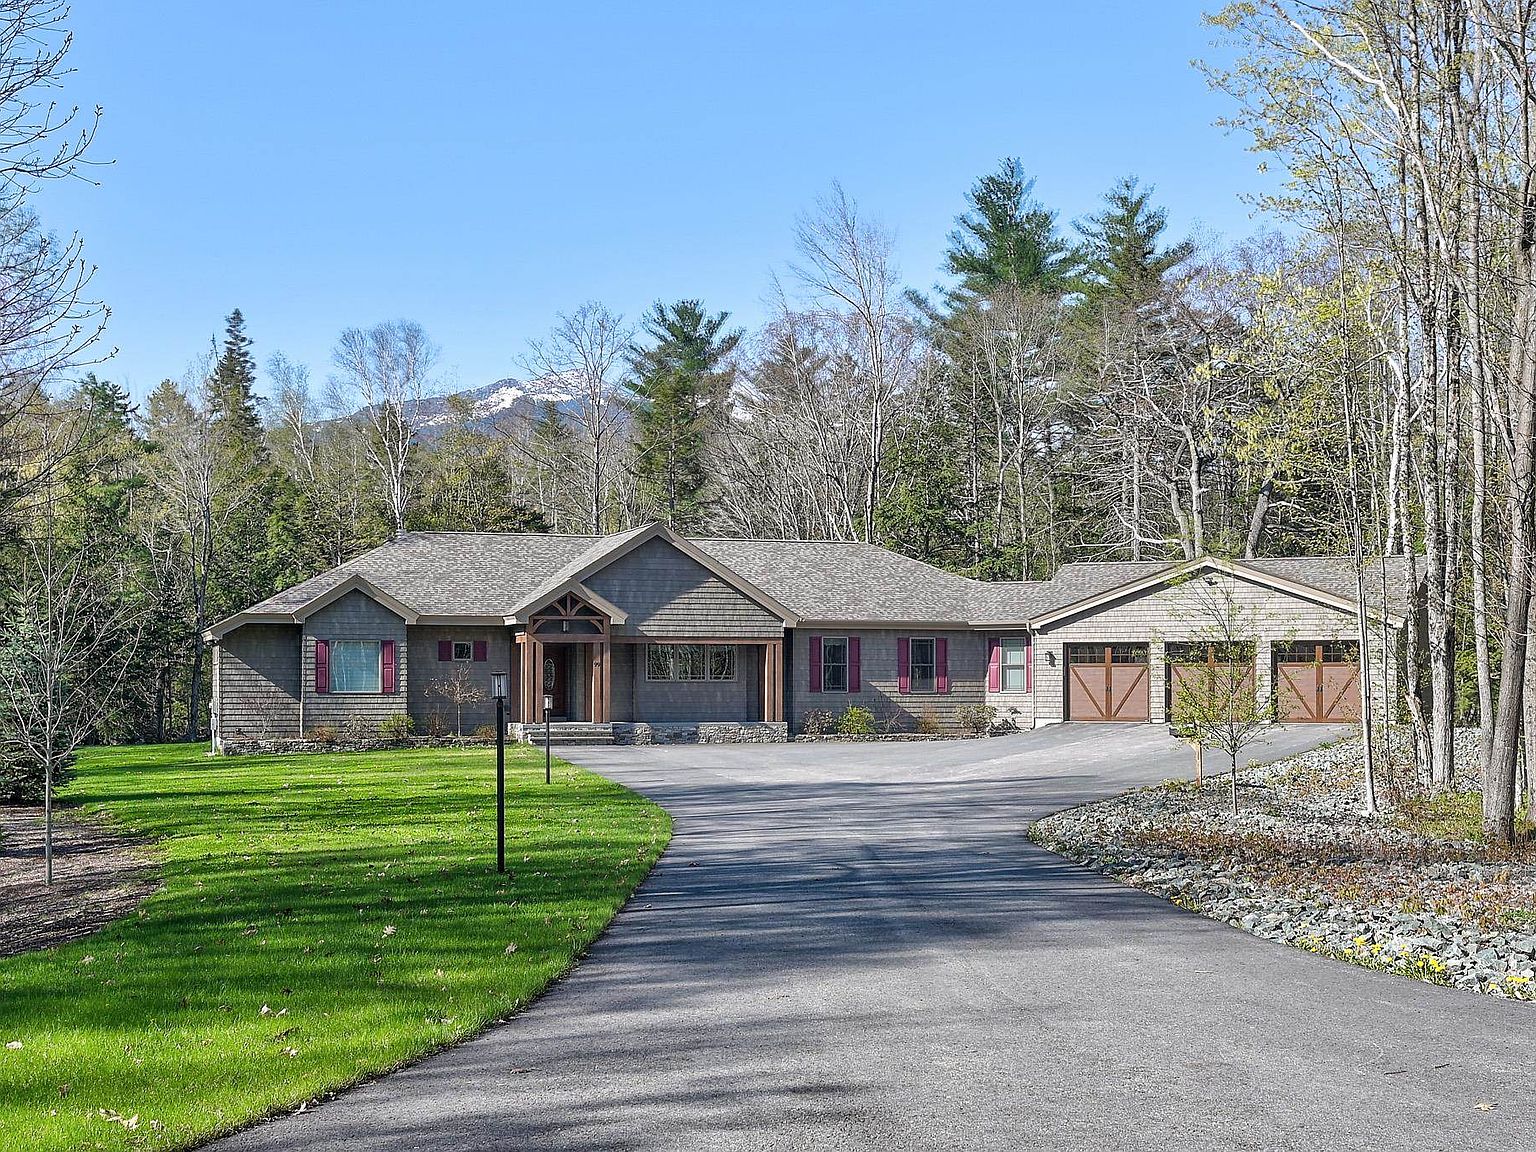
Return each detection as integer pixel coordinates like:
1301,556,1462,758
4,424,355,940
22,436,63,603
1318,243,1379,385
218,725,1536,1150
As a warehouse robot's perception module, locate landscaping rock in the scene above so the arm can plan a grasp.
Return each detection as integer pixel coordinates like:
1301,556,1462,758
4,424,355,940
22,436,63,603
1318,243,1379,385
1030,730,1536,1004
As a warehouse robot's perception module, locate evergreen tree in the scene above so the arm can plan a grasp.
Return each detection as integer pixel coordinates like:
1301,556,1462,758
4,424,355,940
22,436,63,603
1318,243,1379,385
208,309,263,449
944,158,1081,304
626,300,742,530
1075,177,1196,309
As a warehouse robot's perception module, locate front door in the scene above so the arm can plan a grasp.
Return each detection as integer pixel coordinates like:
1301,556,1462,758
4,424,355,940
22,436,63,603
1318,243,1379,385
542,648,569,719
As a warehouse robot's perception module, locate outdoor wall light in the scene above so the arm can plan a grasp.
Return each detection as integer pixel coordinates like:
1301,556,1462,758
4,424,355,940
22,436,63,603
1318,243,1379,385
490,671,508,700
1047,651,1057,667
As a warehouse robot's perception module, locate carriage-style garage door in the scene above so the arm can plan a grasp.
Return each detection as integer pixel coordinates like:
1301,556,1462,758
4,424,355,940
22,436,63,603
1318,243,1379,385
1274,641,1361,722
1066,644,1149,721
1165,643,1256,718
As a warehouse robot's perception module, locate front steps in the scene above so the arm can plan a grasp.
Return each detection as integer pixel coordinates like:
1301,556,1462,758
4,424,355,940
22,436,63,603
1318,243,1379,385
512,722,616,747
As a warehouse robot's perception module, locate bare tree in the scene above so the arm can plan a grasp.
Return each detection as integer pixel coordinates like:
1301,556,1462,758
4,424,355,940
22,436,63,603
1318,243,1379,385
331,320,439,537
792,184,921,542
521,302,631,534
0,468,143,884
0,0,110,511
427,664,486,737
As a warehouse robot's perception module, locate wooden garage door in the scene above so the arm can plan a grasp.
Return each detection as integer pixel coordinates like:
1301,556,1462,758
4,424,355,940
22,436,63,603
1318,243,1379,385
1067,644,1149,721
1166,643,1256,717
1274,641,1360,722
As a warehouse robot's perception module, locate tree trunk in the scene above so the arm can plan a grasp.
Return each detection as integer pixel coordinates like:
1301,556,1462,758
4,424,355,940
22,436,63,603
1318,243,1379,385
1244,474,1273,559
1486,159,1536,845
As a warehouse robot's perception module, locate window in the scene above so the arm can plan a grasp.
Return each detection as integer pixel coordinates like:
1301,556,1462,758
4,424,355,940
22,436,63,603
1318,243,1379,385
452,640,473,662
909,637,937,694
330,639,381,693
1000,639,1029,691
709,646,737,681
821,637,849,692
646,644,737,682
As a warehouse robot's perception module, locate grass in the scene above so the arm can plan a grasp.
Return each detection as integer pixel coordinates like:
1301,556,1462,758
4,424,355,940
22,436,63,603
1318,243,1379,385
1393,789,1536,845
0,743,670,1151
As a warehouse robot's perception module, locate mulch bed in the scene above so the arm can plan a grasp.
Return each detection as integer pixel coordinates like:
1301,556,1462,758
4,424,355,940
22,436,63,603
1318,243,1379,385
0,806,160,958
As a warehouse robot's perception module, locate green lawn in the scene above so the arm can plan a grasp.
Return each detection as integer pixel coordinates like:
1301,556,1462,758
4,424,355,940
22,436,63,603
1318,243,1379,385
0,743,670,1151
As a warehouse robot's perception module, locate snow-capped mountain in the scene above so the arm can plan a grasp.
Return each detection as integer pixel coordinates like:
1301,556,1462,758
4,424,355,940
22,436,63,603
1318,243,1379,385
406,374,586,434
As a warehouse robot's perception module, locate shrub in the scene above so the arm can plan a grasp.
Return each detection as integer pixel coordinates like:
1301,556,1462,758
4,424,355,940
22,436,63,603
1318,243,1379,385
307,724,340,745
342,717,374,745
956,704,997,737
913,712,942,736
801,709,836,736
837,706,877,736
472,724,498,741
379,714,414,744
0,747,74,805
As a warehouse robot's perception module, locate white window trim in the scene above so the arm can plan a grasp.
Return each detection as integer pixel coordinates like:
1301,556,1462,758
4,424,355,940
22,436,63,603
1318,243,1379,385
1000,639,1029,692
821,636,850,694
908,636,937,695
329,638,383,695
451,640,473,662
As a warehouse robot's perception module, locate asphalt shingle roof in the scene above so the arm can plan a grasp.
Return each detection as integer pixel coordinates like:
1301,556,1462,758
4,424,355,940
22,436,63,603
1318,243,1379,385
223,528,1416,632
691,538,988,623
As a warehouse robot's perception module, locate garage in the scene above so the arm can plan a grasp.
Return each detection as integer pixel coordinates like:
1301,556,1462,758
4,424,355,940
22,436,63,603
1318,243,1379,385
1274,640,1361,722
1066,643,1149,721
1165,643,1255,717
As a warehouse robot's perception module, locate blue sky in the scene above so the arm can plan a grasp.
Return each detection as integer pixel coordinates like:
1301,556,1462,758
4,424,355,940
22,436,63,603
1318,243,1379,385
47,1,1272,401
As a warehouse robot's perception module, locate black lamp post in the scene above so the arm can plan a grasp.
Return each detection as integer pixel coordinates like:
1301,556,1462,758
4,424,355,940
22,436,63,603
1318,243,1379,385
543,691,553,784
491,671,507,873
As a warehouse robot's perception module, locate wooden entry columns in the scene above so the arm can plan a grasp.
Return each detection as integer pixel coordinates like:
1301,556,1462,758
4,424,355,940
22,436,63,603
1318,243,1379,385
763,639,784,723
517,633,612,724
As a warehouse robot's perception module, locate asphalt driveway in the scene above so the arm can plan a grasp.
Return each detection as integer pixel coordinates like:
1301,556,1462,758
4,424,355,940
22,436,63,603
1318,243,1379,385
218,724,1536,1150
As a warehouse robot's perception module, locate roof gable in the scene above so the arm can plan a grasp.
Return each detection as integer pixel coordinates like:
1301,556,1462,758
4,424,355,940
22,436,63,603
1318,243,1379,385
1027,556,1408,629
545,525,799,626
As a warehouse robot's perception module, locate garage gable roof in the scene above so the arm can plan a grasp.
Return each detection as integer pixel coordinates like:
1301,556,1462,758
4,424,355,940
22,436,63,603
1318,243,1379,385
1026,555,1411,630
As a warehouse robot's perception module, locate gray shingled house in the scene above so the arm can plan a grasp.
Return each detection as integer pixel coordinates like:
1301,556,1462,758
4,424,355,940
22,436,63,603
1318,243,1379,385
204,523,1414,750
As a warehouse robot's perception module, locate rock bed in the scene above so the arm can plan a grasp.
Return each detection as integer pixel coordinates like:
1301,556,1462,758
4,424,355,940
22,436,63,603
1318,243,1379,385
1030,732,1536,1003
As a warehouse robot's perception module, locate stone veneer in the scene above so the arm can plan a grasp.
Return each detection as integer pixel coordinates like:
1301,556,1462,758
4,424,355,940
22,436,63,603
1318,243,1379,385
613,721,788,745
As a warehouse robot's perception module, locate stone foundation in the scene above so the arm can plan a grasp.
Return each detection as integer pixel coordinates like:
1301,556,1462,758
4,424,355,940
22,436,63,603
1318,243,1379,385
217,735,494,756
614,722,788,745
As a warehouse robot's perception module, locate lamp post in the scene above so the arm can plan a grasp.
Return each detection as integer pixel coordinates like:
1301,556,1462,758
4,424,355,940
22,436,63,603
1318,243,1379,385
491,671,507,874
543,692,553,784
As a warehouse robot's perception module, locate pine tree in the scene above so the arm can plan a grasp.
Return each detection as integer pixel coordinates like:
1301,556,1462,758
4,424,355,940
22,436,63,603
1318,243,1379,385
944,158,1081,304
626,300,742,530
209,309,263,449
1075,177,1196,309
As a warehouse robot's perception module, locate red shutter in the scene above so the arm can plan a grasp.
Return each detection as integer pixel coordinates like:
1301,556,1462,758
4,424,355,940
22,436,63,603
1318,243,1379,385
1025,636,1033,693
848,637,861,692
808,636,823,693
897,637,911,695
437,640,452,662
936,637,950,695
473,640,488,662
314,639,329,694
987,638,1001,691
382,639,397,694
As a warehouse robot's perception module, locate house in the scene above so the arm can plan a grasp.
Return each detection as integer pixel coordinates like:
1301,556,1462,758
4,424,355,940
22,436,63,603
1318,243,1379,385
203,523,1414,750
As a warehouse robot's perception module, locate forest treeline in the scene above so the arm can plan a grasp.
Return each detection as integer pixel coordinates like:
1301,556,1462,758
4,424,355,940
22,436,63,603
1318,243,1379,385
4,1,1536,842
